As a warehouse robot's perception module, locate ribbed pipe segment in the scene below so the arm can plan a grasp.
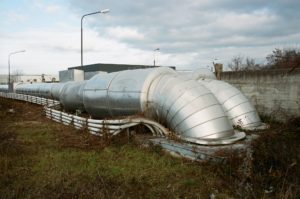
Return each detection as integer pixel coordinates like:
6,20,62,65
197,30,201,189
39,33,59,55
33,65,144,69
198,79,265,130
184,68,266,130
59,81,86,111
146,73,234,139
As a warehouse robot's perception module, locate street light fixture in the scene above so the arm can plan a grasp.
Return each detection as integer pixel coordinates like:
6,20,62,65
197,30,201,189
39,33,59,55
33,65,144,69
81,9,110,67
153,48,160,67
8,50,26,91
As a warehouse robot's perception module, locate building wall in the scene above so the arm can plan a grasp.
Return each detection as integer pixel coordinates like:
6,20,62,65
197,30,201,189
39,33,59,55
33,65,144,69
59,69,84,82
84,71,107,80
221,69,300,121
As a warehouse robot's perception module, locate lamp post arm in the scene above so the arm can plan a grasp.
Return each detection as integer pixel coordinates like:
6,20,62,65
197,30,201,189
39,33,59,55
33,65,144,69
80,9,109,67
82,11,102,20
81,11,104,67
81,12,101,66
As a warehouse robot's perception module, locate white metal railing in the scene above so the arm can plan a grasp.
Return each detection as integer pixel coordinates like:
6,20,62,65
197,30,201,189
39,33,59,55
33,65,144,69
0,92,169,137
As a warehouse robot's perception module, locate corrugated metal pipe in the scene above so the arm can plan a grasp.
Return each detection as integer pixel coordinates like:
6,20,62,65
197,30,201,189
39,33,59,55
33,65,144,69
185,68,267,130
14,67,254,145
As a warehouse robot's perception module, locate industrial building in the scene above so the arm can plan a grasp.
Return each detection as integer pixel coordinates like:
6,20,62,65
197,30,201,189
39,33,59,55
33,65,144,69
69,63,175,73
59,63,176,82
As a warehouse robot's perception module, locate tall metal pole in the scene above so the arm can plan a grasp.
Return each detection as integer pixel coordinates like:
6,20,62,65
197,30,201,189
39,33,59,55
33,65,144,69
153,48,160,67
8,50,26,91
8,56,10,86
81,9,109,67
81,17,83,67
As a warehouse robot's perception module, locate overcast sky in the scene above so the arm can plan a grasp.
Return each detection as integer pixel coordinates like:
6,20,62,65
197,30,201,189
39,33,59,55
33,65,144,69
1,0,300,75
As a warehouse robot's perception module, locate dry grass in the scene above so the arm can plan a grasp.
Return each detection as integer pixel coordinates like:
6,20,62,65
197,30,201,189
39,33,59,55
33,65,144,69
251,118,300,199
0,98,233,198
1,97,299,198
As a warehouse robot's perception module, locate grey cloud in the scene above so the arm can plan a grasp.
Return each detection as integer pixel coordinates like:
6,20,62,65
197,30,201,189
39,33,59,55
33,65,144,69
68,0,300,64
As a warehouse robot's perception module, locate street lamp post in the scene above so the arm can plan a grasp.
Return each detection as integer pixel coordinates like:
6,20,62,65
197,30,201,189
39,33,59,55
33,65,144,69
153,48,160,67
8,50,26,92
81,9,109,67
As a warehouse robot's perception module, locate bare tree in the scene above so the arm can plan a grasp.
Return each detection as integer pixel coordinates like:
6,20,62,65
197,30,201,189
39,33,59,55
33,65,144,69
245,57,261,71
228,55,260,71
266,48,300,70
228,55,244,71
227,48,300,72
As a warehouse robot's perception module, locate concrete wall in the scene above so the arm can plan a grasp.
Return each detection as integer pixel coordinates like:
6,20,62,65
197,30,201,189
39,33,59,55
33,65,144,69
221,69,300,121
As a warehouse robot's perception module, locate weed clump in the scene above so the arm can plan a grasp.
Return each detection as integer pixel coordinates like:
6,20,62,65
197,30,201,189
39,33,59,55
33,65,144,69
251,117,300,198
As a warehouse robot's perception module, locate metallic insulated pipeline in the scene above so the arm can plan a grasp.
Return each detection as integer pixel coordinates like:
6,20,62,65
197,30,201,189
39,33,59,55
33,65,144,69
186,68,266,130
83,69,152,118
184,68,217,80
59,81,86,111
17,82,86,111
147,72,233,139
14,67,246,145
198,79,266,130
15,83,52,97
51,83,66,100
83,67,245,144
0,85,8,92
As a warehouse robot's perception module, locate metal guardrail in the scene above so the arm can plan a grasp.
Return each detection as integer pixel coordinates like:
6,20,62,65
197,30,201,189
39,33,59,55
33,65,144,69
0,92,169,137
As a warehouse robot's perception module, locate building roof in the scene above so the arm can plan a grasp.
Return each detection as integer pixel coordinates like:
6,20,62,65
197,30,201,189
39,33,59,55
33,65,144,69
68,63,175,73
